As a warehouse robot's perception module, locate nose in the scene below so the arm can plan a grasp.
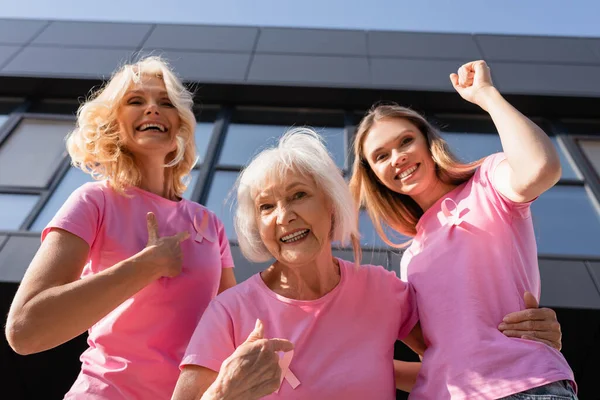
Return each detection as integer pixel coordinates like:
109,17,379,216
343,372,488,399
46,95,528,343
390,149,407,168
144,102,160,116
275,203,296,226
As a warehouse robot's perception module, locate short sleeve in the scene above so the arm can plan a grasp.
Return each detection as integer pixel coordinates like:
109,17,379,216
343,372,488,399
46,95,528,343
180,299,236,373
476,153,533,215
216,217,234,269
41,182,105,247
395,278,419,340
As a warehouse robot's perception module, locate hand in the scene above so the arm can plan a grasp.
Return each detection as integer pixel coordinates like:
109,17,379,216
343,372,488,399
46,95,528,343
138,212,190,278
449,60,496,110
499,291,562,351
207,320,294,400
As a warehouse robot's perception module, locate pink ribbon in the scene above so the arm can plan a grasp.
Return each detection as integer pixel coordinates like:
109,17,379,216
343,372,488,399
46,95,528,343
275,350,300,393
441,198,464,227
193,209,217,243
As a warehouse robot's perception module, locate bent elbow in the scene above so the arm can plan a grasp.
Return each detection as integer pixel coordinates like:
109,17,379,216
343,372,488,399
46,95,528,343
5,318,39,356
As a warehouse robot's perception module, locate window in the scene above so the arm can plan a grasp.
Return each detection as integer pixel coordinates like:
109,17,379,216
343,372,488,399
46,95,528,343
219,124,346,169
205,171,239,239
181,169,200,201
0,119,73,187
441,133,580,180
30,167,93,231
578,139,600,178
532,186,600,256
195,122,213,165
0,193,40,230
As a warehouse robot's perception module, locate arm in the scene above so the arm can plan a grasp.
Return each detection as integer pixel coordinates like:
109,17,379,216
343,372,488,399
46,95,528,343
218,268,236,294
171,366,218,400
6,213,188,355
450,61,561,202
394,360,421,393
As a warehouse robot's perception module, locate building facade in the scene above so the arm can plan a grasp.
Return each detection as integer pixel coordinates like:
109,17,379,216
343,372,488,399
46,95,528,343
0,17,599,399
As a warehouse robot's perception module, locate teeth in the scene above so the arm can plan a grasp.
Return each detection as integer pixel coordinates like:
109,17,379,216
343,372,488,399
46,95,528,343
280,229,309,242
399,165,417,179
138,123,166,132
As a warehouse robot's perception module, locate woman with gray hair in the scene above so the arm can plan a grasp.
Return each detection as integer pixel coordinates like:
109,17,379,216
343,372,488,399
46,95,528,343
171,128,563,400
172,128,422,399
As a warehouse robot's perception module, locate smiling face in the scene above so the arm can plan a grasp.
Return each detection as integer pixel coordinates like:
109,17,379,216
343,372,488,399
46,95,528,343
255,170,333,267
362,117,440,199
116,74,181,161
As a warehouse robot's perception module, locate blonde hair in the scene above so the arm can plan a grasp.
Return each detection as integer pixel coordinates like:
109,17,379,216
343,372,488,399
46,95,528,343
235,127,361,264
349,103,482,246
66,55,197,196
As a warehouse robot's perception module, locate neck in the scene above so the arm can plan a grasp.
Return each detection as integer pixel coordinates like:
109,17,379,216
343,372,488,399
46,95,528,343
134,154,174,200
411,179,457,212
261,246,341,301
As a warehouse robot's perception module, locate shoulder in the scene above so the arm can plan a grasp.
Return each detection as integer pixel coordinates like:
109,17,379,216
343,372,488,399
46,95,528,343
213,275,262,307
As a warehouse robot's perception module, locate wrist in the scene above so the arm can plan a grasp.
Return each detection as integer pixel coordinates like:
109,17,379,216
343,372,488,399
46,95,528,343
202,381,228,400
476,86,501,113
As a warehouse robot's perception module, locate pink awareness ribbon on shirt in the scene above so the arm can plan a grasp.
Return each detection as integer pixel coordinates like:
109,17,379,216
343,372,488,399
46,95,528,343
274,350,300,393
193,209,217,243
441,198,464,227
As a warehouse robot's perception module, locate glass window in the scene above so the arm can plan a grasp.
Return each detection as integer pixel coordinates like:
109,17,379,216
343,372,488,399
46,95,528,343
359,210,410,249
579,140,600,178
0,193,40,230
0,119,73,187
195,122,213,165
30,167,93,231
219,124,346,169
441,133,579,180
205,171,239,239
531,186,600,256
182,169,200,201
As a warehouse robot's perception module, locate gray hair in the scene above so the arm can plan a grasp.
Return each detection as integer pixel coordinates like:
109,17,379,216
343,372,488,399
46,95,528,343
234,127,361,263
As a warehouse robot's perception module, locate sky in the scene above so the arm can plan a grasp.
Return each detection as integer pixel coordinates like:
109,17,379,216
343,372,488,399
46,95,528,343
1,0,599,37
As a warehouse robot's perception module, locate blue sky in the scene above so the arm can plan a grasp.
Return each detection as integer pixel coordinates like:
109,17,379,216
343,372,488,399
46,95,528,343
1,0,599,37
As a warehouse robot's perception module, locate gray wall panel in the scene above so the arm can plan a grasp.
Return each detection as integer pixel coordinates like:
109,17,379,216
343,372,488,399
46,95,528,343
477,35,600,64
491,62,600,96
148,50,250,82
587,261,600,295
32,21,152,48
143,25,258,52
2,47,136,78
539,259,600,309
368,31,481,60
0,46,22,69
371,58,460,90
248,54,369,86
257,28,366,56
0,235,39,283
0,19,48,45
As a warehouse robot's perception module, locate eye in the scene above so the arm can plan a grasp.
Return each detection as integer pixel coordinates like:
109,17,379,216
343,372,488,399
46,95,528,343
292,191,307,200
400,137,414,146
127,97,143,105
259,203,273,212
375,153,388,162
161,99,175,107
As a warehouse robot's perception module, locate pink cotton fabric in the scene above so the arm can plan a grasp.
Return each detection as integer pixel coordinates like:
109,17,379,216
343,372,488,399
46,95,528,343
401,153,574,399
42,181,233,400
181,258,418,400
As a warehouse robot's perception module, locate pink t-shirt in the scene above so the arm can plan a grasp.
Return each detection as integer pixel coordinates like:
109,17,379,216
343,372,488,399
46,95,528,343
42,181,234,400
401,153,574,399
181,258,418,400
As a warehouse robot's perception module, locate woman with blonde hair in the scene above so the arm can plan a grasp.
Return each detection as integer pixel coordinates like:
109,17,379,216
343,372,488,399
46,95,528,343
5,56,239,399
350,60,576,399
